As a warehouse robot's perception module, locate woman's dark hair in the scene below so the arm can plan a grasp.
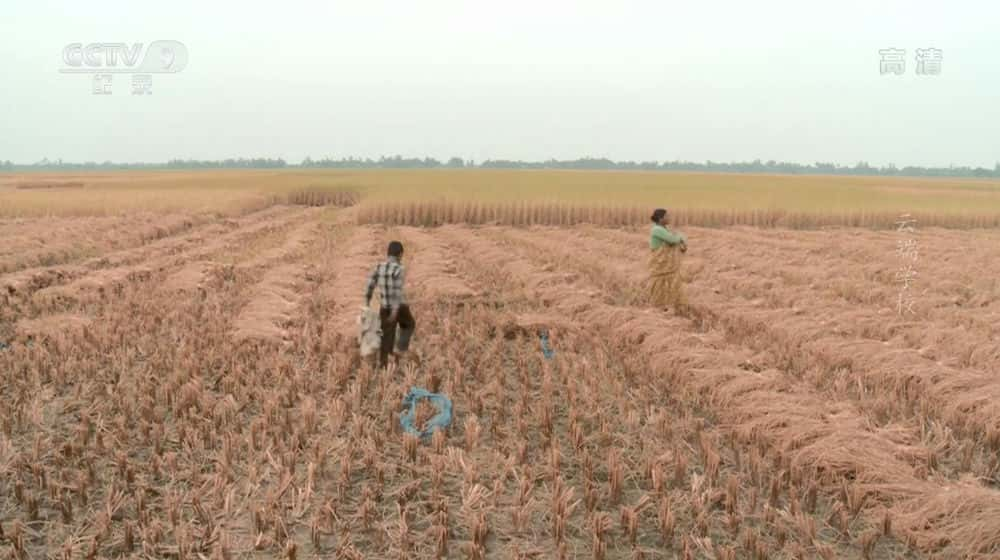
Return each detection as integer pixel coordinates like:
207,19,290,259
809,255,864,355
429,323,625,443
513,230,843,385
387,240,404,257
651,208,667,223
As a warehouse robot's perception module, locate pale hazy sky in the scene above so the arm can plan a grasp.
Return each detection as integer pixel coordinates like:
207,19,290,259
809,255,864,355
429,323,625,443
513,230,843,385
2,0,998,166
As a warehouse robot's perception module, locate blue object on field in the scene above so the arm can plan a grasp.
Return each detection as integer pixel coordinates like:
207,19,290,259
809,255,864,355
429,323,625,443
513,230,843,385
539,330,555,359
1,340,32,351
400,387,453,439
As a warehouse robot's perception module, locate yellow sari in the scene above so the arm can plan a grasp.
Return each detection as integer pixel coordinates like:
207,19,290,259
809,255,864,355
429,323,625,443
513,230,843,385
648,243,685,309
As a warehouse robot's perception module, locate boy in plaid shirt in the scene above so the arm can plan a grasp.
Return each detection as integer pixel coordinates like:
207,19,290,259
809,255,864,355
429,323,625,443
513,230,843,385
364,241,416,368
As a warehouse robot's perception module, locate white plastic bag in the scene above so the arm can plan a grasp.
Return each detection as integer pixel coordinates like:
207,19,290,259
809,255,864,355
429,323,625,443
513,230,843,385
358,306,382,357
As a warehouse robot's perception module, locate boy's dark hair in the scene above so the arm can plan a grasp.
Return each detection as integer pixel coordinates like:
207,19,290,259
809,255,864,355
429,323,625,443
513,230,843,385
387,241,404,257
651,208,667,223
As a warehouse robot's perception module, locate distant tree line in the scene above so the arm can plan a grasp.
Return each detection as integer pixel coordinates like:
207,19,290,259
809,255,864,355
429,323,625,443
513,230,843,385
3,156,1000,178
0,157,287,171
165,158,287,169
471,158,1000,177
300,155,464,169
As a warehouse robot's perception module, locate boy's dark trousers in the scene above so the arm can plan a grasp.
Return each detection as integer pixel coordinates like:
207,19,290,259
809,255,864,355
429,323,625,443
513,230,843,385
379,305,415,368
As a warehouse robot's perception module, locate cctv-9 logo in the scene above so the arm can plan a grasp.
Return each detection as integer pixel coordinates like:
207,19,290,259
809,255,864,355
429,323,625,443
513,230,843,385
61,41,188,73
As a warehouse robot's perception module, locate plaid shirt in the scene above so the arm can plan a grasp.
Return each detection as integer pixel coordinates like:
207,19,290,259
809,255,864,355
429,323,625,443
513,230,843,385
364,256,407,310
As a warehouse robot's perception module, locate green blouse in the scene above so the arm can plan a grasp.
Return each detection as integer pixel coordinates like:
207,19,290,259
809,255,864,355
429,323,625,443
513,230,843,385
650,224,686,250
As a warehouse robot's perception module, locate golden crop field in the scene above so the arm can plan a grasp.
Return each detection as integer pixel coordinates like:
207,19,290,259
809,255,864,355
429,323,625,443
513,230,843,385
3,169,1000,224
2,170,1000,559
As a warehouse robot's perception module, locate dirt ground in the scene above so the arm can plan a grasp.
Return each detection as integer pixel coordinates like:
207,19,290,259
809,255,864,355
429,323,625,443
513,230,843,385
2,205,999,558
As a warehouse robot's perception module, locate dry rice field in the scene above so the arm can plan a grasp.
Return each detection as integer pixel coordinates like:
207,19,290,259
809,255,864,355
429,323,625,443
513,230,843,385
2,199,1000,559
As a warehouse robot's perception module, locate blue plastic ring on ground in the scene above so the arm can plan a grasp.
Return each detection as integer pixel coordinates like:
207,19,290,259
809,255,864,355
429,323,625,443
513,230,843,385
399,387,453,439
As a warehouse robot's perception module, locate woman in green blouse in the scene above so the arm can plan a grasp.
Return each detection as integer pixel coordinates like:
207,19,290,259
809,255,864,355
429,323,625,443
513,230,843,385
648,208,687,311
